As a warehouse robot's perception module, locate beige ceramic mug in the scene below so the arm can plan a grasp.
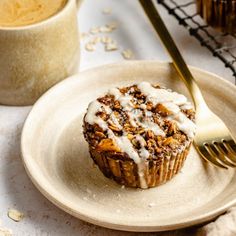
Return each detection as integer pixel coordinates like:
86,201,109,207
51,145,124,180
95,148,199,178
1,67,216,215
0,0,80,106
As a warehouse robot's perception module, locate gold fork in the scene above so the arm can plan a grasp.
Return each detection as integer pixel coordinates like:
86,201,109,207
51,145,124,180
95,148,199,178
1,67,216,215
139,0,236,168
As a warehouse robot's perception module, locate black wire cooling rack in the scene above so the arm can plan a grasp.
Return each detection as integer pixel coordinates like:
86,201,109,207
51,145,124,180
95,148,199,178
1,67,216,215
157,0,236,83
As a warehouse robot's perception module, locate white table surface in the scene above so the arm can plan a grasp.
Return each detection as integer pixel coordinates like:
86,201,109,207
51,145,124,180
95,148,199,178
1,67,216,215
0,0,235,235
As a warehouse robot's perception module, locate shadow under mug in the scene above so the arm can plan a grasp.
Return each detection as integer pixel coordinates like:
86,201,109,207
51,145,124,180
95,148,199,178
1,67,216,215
0,0,80,106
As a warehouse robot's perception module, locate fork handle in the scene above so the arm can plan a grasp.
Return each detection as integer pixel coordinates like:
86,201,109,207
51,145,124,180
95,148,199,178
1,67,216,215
139,0,207,110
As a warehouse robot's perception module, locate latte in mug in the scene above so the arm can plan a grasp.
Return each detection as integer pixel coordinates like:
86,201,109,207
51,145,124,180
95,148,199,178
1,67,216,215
0,0,67,27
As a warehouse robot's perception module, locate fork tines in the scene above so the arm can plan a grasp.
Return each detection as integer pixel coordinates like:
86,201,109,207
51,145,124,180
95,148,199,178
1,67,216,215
201,139,236,169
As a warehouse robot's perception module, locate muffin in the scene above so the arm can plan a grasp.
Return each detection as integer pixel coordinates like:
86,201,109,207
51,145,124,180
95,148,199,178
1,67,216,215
83,82,196,189
197,0,236,34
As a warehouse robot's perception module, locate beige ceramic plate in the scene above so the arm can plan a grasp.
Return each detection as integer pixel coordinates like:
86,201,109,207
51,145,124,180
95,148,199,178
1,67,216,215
21,61,236,232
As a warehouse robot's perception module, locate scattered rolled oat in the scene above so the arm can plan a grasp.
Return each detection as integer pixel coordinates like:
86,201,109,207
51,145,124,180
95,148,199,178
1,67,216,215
105,42,118,51
101,36,113,44
99,26,112,33
0,227,12,236
7,209,24,222
102,8,112,15
148,202,156,208
121,185,125,189
122,49,134,60
106,22,118,30
85,43,95,52
90,27,100,34
90,36,102,44
83,21,120,53
86,188,92,194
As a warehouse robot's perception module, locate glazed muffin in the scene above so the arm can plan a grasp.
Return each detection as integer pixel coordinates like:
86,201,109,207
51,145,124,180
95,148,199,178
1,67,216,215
197,0,236,34
83,82,196,189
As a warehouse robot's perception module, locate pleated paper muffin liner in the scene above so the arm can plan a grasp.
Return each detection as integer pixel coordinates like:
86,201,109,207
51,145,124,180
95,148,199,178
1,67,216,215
197,0,236,34
89,143,192,188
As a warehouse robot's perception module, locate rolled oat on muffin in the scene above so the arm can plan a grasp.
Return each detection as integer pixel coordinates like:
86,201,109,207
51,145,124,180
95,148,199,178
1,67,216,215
83,82,196,189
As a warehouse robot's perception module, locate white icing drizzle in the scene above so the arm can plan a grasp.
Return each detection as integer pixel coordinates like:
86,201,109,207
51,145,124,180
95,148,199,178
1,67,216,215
120,96,133,111
172,113,196,139
142,120,165,136
85,100,123,130
127,110,138,127
137,82,196,138
141,110,166,136
107,130,140,163
145,111,153,118
110,113,122,129
108,130,147,188
137,165,147,189
85,100,108,130
103,105,112,114
162,102,196,138
108,88,121,100
181,102,193,110
162,102,180,114
140,104,147,110
136,135,150,159
138,82,187,105
109,88,133,111
109,88,138,127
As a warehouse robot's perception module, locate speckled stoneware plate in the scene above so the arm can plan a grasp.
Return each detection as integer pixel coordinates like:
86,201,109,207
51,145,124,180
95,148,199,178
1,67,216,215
21,61,236,232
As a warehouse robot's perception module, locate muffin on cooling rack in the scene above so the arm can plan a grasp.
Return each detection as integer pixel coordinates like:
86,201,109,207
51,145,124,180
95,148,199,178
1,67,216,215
197,0,236,34
83,82,196,189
